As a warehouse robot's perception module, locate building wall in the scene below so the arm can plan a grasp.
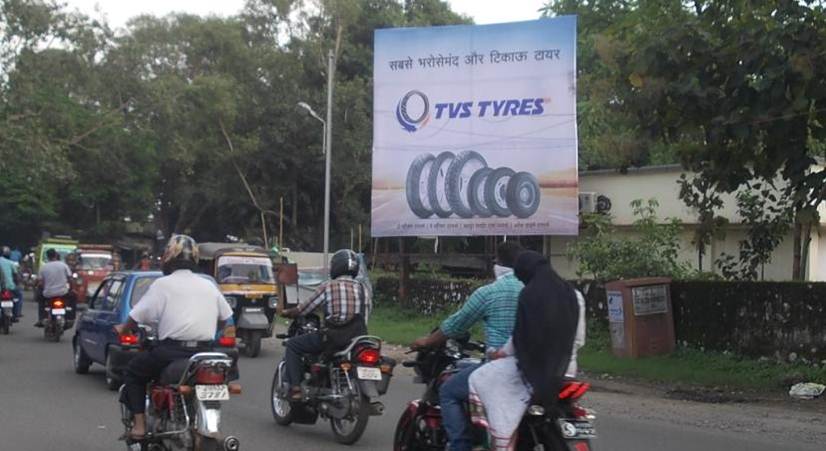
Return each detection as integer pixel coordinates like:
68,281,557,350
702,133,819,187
550,166,826,281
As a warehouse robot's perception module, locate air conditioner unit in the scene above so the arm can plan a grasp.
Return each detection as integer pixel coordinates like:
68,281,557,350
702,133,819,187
579,192,597,214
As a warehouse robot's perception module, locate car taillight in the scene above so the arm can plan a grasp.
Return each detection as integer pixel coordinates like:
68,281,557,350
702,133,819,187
356,348,381,366
195,366,226,384
559,381,590,401
119,334,139,346
217,336,236,348
52,299,65,308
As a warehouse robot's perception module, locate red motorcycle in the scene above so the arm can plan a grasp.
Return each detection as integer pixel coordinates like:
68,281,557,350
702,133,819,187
394,337,596,451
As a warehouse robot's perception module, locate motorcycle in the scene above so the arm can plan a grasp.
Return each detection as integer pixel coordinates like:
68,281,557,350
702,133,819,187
0,289,16,334
119,327,242,451
270,314,396,445
43,296,72,342
394,337,597,451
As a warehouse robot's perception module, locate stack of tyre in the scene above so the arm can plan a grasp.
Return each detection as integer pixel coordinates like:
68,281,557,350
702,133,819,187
405,151,541,219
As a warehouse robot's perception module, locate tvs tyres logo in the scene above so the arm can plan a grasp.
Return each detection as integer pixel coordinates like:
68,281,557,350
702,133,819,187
396,89,548,133
396,90,431,132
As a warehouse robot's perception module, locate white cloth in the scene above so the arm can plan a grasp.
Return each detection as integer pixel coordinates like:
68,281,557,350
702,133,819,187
469,289,587,450
493,264,513,280
129,269,233,341
39,261,72,297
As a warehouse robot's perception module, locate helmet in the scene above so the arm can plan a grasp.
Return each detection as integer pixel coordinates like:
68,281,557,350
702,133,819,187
329,249,359,280
161,234,199,274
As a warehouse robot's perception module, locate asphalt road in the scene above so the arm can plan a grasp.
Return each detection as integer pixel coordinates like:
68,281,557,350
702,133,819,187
1,297,822,451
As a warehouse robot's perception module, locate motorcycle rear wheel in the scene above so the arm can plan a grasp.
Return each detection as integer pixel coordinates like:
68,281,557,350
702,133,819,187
271,363,294,426
0,316,9,335
330,389,370,445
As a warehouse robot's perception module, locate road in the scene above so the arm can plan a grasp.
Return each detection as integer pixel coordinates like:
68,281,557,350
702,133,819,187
1,297,823,451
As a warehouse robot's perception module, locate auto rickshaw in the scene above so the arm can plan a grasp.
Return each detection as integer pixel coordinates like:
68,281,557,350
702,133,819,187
198,243,282,357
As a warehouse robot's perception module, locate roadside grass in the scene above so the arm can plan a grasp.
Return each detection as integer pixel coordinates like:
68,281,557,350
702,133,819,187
371,304,826,391
580,323,826,390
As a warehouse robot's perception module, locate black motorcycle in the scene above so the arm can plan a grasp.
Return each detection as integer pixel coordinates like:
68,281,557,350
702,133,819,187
270,314,396,445
43,295,72,342
394,337,596,451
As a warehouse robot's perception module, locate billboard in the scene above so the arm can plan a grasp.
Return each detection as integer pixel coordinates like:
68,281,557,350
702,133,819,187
371,17,578,237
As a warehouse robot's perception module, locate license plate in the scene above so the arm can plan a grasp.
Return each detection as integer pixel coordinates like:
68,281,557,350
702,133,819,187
196,384,229,401
356,366,382,381
0,301,12,308
559,419,596,439
51,309,65,315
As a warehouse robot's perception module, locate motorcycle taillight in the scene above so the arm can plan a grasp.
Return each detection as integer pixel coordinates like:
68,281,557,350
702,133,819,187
195,366,226,384
1,290,12,301
51,299,65,308
356,347,381,365
559,381,590,401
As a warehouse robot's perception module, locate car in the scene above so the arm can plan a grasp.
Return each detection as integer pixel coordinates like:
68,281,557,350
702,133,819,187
72,271,238,390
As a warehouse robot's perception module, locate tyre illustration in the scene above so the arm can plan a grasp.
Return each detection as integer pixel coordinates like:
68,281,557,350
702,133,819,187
507,171,541,218
468,167,493,218
427,151,456,218
405,153,435,218
446,151,487,218
484,167,516,217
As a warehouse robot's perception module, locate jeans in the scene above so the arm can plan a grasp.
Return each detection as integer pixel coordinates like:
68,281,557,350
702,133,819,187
121,344,199,414
12,288,23,318
440,362,482,451
284,331,325,386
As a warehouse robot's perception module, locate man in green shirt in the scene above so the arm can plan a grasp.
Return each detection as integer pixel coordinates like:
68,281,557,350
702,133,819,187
411,241,523,451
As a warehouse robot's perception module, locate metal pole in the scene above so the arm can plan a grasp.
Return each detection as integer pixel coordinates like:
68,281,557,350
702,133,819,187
323,49,335,273
279,196,284,248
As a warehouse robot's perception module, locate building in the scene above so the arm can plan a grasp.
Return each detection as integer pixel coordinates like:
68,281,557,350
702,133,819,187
548,165,826,281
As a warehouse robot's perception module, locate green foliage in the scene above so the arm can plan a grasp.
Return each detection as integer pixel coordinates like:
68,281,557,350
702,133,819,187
715,186,793,280
678,174,728,271
569,199,690,281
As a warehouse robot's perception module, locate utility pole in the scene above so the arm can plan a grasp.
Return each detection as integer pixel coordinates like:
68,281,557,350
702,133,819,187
323,49,335,273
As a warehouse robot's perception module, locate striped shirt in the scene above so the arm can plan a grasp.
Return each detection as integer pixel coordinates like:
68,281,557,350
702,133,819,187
440,273,523,349
297,276,371,325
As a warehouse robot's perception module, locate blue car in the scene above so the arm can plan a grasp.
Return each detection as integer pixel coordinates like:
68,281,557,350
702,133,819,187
72,271,237,390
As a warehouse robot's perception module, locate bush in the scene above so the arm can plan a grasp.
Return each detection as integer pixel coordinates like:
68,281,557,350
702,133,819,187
569,199,691,281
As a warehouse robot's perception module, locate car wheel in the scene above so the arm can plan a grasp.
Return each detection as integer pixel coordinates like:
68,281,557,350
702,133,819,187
105,348,122,391
446,150,487,218
73,337,92,374
507,172,541,218
468,167,494,218
484,167,516,217
405,153,435,218
427,151,456,218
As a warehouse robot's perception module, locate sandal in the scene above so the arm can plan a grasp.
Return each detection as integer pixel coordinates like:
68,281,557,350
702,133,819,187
288,386,303,401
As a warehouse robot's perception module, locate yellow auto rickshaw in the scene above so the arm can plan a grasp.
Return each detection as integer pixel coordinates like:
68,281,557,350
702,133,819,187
198,243,282,357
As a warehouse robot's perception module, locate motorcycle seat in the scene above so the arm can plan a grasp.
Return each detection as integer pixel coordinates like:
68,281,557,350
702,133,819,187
159,359,190,385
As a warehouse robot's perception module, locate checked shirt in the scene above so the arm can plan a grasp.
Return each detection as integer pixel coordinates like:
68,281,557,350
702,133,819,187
297,276,371,325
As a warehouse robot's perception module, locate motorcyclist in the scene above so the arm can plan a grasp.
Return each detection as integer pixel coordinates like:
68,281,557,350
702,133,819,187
410,241,524,451
281,249,371,400
114,234,233,440
0,246,23,321
35,249,77,327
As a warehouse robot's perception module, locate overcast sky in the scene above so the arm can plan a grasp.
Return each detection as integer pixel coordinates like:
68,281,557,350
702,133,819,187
62,0,549,29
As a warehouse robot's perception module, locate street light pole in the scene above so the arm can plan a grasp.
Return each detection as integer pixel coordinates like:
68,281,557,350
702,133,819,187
323,49,335,275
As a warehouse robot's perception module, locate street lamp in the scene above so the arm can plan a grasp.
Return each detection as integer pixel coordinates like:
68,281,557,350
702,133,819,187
297,49,336,274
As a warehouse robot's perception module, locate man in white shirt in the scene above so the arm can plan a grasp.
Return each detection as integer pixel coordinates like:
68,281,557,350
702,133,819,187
115,235,233,440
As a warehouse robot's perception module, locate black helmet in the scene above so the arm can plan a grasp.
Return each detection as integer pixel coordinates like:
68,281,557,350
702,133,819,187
330,249,359,280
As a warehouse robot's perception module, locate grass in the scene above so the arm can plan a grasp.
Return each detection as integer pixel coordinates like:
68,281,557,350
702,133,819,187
579,323,826,390
370,304,826,391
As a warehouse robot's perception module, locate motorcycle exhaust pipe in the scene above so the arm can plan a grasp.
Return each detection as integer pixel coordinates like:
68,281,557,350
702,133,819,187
369,401,384,416
223,436,240,451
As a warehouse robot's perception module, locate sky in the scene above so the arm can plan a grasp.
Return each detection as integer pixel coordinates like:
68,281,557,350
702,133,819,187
61,0,549,29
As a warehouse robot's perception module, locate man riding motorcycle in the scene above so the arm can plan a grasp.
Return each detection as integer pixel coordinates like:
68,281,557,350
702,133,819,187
0,246,23,322
35,248,77,327
114,234,233,440
410,241,523,451
281,249,371,401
